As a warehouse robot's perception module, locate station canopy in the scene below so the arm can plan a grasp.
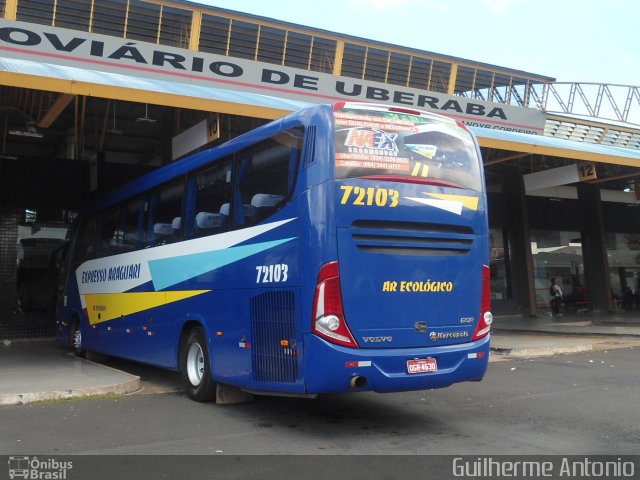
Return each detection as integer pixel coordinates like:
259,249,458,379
2,56,640,171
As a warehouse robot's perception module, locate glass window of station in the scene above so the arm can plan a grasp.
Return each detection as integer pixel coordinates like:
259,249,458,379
531,230,586,310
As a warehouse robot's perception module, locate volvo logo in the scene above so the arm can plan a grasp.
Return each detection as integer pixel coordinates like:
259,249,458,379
415,321,427,333
362,336,393,343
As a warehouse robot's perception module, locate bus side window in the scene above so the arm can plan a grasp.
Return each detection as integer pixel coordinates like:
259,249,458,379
119,197,144,251
190,160,232,238
146,180,185,247
74,217,98,266
233,127,303,227
97,207,121,257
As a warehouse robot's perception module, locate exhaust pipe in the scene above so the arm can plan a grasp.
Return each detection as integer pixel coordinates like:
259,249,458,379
349,375,368,389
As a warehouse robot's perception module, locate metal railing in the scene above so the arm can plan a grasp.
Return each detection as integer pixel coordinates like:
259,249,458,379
543,82,640,125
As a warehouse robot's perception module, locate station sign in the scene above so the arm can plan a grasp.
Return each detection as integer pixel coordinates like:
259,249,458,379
524,162,598,192
0,20,546,134
577,162,598,181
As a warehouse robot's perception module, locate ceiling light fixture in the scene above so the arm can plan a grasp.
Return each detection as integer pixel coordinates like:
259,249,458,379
8,122,43,139
136,104,157,124
107,102,122,135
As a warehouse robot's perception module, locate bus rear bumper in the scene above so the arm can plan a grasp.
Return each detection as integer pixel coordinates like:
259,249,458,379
304,334,490,394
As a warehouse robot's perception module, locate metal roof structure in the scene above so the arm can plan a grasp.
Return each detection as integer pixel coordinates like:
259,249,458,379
471,125,640,167
2,54,640,178
170,0,556,85
0,55,636,199
0,0,639,195
0,57,310,120
3,55,638,168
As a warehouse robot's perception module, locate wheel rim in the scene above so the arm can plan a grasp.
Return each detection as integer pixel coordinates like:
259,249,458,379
186,342,205,386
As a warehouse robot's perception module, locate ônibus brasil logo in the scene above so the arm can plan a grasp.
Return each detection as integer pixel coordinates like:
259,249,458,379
8,456,73,479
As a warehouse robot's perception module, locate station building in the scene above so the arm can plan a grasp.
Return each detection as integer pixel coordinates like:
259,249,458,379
2,0,640,339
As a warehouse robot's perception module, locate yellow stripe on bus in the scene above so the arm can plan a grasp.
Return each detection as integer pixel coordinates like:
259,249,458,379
84,290,210,325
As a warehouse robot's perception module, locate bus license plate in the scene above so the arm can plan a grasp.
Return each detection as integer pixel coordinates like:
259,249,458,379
407,358,437,374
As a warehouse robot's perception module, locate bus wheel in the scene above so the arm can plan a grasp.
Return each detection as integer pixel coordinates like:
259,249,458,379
180,327,215,402
69,319,85,358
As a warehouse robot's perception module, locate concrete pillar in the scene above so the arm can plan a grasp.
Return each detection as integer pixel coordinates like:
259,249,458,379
0,207,19,317
97,151,107,192
502,168,537,316
577,183,613,312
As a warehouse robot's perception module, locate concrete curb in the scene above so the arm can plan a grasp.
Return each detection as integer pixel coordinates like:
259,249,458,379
493,327,640,338
0,375,141,406
491,344,594,358
0,352,142,406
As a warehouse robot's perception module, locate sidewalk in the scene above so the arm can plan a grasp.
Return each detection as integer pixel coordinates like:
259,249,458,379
490,311,640,358
2,311,640,406
0,340,140,406
492,311,640,337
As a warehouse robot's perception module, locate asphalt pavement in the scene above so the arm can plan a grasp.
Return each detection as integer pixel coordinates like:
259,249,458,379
3,347,640,456
1,310,640,406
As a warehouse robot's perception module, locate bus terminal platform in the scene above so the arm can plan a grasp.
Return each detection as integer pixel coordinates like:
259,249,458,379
2,312,640,406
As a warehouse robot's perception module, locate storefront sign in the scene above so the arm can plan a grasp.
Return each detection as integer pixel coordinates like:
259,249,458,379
0,20,546,134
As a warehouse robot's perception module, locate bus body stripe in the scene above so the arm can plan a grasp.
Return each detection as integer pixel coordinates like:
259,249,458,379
84,290,210,324
75,218,297,308
148,238,296,291
426,193,479,211
404,197,464,215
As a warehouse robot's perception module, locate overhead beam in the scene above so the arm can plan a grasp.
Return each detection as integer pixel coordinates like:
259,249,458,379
4,0,17,20
589,171,640,184
484,152,529,166
37,93,74,128
523,164,580,192
477,136,640,167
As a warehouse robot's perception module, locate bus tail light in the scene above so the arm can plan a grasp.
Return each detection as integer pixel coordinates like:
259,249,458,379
472,265,493,341
312,261,359,348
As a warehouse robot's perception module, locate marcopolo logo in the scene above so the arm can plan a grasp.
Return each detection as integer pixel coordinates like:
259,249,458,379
429,331,470,342
8,456,73,479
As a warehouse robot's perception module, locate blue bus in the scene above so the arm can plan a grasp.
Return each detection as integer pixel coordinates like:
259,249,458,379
56,102,492,401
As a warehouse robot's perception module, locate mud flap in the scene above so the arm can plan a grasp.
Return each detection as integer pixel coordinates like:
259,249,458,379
215,382,254,405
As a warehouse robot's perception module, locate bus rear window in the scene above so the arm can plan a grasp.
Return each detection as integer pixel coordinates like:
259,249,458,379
334,107,483,191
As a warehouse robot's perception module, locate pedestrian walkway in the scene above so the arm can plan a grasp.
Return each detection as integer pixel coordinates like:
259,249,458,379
492,311,640,337
490,311,640,358
0,340,140,406
2,311,640,406
490,332,640,358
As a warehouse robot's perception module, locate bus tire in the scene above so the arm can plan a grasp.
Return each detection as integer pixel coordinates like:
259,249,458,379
180,327,216,402
69,318,86,358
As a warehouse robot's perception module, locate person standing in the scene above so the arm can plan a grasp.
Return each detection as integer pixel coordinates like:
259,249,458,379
550,277,563,316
